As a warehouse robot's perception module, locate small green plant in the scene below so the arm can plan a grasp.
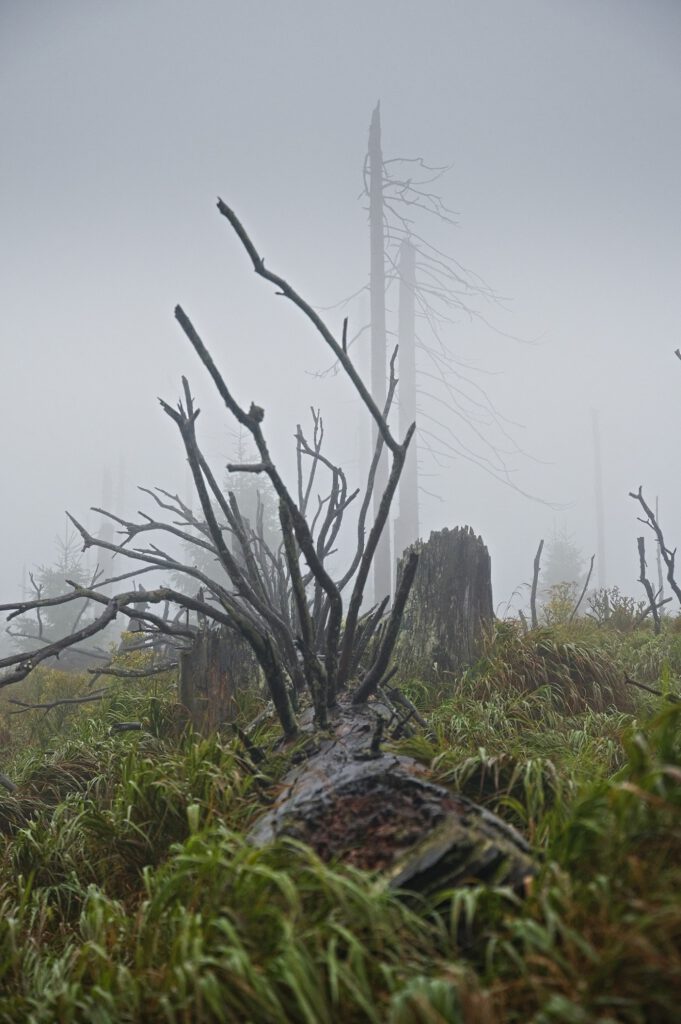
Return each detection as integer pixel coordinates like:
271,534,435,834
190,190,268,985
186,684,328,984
461,619,635,714
586,585,649,632
541,582,579,626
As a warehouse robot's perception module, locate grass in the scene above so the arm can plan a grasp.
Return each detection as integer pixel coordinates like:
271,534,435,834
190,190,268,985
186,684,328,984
0,618,680,1021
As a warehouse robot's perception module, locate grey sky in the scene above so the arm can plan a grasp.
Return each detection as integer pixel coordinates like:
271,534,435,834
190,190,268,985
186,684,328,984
1,0,680,612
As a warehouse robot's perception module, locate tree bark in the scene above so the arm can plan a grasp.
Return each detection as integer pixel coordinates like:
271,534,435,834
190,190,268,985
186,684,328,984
591,409,607,589
530,538,544,629
368,102,391,605
394,236,419,567
249,699,533,896
394,526,494,684
179,629,258,734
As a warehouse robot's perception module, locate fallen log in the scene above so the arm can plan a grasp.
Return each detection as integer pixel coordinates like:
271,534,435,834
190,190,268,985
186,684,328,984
249,698,534,897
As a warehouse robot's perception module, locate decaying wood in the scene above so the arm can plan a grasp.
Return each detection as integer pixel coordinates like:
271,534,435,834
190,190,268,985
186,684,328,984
1,202,418,737
249,699,534,895
393,526,494,683
179,628,258,734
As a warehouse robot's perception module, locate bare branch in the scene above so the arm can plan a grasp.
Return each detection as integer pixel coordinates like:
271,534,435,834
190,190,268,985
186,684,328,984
636,537,662,634
8,688,109,715
89,662,178,680
215,199,401,455
1,597,121,687
530,539,544,629
629,487,681,607
352,550,419,702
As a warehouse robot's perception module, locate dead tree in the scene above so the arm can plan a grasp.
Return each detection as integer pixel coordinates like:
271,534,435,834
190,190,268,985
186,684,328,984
591,409,607,588
630,486,680,616
530,539,544,628
360,105,540,538
636,537,662,635
0,201,417,739
0,200,534,890
179,628,257,734
394,235,419,561
368,103,392,602
249,697,534,892
626,356,681,624
392,526,494,683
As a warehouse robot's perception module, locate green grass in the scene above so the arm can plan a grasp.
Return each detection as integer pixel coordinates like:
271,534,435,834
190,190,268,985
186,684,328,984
0,619,680,1021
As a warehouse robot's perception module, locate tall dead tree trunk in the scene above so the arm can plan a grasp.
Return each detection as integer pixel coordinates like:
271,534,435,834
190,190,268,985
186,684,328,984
394,235,419,571
369,102,391,605
656,496,665,604
591,409,607,589
97,469,114,595
394,526,494,683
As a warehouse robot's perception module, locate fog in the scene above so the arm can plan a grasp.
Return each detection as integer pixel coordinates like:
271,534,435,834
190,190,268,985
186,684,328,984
1,0,680,620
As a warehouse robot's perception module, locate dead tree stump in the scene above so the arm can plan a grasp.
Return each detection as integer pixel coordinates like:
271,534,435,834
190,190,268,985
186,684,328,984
179,629,258,734
395,526,493,683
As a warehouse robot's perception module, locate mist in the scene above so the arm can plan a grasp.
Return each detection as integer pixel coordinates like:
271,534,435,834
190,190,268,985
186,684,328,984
2,0,680,620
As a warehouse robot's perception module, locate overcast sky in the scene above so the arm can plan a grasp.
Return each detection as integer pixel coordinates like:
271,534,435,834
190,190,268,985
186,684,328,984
1,0,680,615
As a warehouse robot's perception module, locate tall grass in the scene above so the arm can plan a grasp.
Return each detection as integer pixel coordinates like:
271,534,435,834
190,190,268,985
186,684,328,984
456,620,635,713
0,622,679,1021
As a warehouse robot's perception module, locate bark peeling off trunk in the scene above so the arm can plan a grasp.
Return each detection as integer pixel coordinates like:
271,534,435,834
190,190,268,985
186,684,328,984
249,701,534,895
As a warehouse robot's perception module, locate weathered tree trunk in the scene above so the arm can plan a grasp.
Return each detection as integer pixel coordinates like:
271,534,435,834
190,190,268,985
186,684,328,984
179,629,258,734
394,526,494,683
394,236,419,568
97,468,115,595
368,101,391,605
591,409,607,589
249,699,533,895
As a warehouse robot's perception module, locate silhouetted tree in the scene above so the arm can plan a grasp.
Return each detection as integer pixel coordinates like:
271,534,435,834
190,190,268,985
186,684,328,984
9,527,96,652
0,201,418,739
346,104,536,590
542,528,585,590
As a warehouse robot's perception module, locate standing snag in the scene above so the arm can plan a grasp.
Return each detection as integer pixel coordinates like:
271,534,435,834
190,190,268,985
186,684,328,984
393,526,494,684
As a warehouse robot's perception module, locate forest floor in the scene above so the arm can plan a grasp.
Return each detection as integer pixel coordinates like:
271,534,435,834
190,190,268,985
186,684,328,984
0,614,680,1023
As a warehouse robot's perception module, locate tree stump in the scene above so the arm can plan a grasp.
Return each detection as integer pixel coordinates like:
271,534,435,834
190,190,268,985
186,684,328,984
179,629,258,734
395,526,493,683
